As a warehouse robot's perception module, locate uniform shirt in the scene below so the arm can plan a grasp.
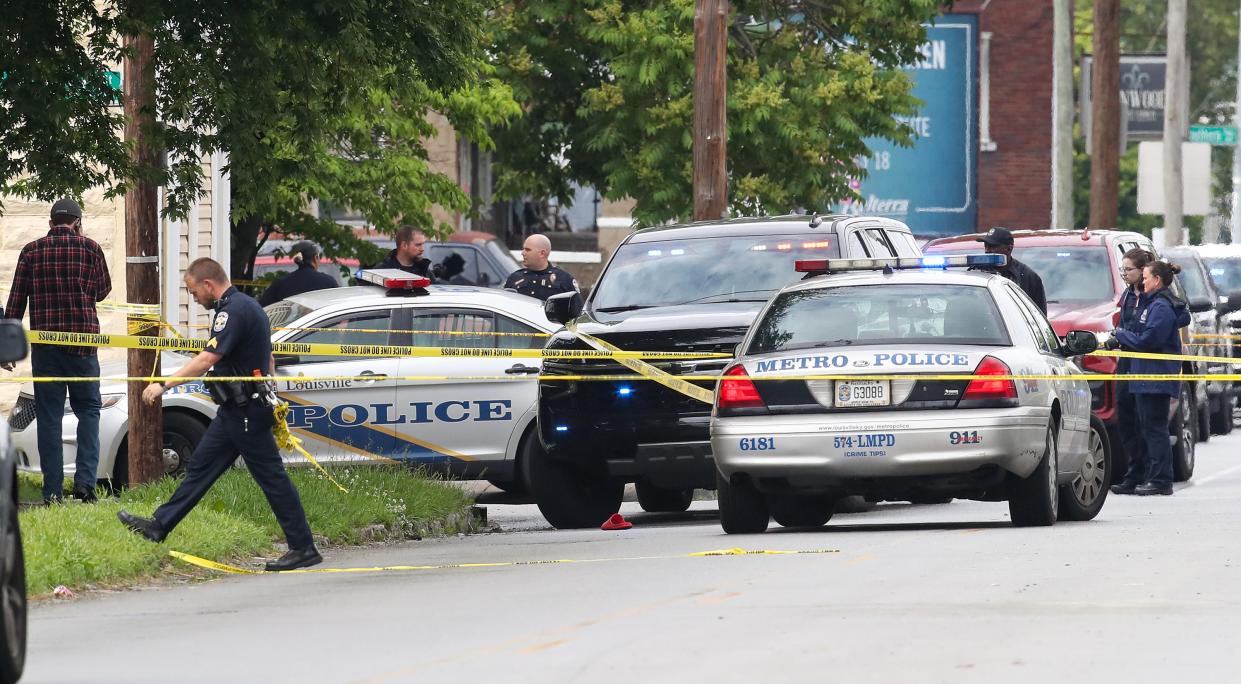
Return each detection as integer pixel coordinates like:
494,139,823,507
207,286,273,375
376,250,435,281
5,225,111,356
504,265,579,301
258,265,338,306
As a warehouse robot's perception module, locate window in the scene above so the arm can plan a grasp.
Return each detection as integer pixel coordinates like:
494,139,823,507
748,284,1010,354
865,228,899,257
1012,246,1114,303
887,231,920,256
409,311,495,349
1008,285,1057,353
291,311,394,364
426,246,481,286
495,315,546,349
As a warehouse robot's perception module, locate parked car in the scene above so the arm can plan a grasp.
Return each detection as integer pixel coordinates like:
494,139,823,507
0,319,28,684
1191,244,1241,421
534,214,923,528
924,229,1207,483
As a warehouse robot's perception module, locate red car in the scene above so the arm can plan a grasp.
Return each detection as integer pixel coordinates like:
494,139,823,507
925,229,1207,483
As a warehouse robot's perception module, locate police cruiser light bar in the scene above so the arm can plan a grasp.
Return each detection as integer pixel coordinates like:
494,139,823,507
794,253,1006,274
355,269,432,289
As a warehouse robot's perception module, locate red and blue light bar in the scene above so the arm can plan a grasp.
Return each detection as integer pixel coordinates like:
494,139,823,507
794,253,1006,274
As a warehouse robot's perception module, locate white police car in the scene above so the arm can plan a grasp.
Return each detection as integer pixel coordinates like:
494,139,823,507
9,271,556,493
710,254,1109,532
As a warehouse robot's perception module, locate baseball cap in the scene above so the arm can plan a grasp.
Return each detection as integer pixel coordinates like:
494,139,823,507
50,198,83,221
977,227,1014,247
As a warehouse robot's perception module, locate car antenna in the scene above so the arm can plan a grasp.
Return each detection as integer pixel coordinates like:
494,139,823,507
808,213,822,228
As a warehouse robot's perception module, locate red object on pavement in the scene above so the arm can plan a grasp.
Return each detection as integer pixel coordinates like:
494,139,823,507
601,513,632,530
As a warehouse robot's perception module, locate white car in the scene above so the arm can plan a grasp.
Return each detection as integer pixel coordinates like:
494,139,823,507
10,278,556,493
710,254,1108,533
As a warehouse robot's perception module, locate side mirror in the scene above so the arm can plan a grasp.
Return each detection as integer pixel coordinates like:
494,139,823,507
0,320,28,364
1189,297,1214,314
1062,330,1098,357
1225,291,1241,315
544,291,583,325
273,354,301,368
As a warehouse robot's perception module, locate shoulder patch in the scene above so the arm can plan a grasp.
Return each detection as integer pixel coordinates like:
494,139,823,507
207,337,218,349
213,312,229,332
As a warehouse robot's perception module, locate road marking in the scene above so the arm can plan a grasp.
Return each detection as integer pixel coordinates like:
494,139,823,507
520,639,569,654
1189,461,1241,487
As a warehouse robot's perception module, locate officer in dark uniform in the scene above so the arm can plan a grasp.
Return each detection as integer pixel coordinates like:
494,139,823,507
504,233,579,301
258,240,338,306
117,257,321,571
976,227,1047,313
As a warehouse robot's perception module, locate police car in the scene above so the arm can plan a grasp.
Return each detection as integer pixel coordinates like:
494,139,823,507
710,254,1109,533
9,271,555,493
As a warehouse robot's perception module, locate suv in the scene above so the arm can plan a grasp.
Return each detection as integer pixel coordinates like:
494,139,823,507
1191,244,1241,420
532,215,922,528
0,319,28,684
925,229,1209,483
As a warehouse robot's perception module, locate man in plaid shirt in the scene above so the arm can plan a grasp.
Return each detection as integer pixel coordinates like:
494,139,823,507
4,198,111,504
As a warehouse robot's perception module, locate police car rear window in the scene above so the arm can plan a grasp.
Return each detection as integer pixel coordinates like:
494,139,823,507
592,235,840,310
749,284,1010,354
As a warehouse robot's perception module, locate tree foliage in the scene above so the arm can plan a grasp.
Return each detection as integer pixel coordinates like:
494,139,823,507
489,0,943,225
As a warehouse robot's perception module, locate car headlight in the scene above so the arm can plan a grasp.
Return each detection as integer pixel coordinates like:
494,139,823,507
64,393,125,414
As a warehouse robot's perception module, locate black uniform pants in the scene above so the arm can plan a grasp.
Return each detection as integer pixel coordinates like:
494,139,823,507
153,402,314,550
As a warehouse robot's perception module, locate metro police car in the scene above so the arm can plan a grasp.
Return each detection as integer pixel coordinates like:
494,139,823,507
710,254,1109,533
9,271,555,492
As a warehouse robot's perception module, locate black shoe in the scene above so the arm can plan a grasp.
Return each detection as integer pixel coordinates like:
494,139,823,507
71,485,97,503
117,509,167,542
264,546,323,572
1135,482,1173,496
1110,482,1139,495
43,494,63,506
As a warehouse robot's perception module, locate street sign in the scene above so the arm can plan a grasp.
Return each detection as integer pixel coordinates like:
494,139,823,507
1188,125,1237,146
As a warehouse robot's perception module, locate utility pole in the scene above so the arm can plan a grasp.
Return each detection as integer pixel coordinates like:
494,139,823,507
123,29,164,484
1090,0,1120,229
1051,0,1074,228
1163,0,1187,246
1232,5,1241,243
693,0,728,221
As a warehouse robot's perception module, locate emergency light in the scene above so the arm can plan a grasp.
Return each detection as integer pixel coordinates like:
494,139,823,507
794,253,1006,274
354,269,432,289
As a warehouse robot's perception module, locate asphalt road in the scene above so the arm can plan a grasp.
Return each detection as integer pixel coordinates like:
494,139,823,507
24,435,1241,683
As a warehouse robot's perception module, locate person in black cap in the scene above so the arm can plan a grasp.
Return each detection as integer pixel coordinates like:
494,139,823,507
976,227,1047,313
4,198,111,505
257,241,338,306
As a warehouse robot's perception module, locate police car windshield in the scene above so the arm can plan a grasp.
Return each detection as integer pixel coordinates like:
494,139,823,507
1011,246,1112,303
592,235,840,310
1203,258,1241,292
749,284,1010,354
264,300,312,329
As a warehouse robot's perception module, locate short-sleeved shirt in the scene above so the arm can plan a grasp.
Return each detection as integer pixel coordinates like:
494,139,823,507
206,286,272,375
504,265,579,301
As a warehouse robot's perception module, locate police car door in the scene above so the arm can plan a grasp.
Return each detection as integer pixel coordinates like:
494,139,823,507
275,306,406,463
394,307,540,471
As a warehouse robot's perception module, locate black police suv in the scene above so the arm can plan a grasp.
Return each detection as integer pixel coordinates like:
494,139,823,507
0,319,29,684
531,215,922,528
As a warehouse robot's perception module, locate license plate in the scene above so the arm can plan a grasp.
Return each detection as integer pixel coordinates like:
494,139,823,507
835,380,890,407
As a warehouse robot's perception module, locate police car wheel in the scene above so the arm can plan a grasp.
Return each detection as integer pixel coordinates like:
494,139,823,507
1172,385,1196,482
1210,385,1234,436
162,412,208,478
1008,420,1059,528
0,493,26,684
522,439,623,529
716,471,769,534
1058,415,1110,522
635,482,694,513
769,495,834,528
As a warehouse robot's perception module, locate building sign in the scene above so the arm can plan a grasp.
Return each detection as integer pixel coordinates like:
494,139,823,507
1080,54,1172,142
836,16,979,237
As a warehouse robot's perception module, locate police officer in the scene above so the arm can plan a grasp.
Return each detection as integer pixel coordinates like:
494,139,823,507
504,233,579,301
117,257,321,571
976,227,1047,313
258,240,338,306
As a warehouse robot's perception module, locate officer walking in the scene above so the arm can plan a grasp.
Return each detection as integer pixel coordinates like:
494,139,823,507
117,258,321,571
976,227,1047,313
258,240,338,306
504,233,579,301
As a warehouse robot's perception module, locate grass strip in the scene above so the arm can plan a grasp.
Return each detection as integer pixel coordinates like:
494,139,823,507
20,465,476,597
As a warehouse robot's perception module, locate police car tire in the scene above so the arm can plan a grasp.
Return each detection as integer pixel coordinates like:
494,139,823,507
769,495,834,528
716,471,769,534
1172,385,1196,482
1057,415,1110,522
0,492,26,684
1008,421,1059,528
522,439,623,529
1210,385,1234,436
635,482,694,513
163,412,208,478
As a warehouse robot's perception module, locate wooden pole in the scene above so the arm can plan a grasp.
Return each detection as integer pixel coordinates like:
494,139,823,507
693,0,728,221
1089,0,1120,229
123,30,164,485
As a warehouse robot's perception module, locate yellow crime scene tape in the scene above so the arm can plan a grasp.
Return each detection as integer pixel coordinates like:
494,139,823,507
567,322,716,404
168,547,840,575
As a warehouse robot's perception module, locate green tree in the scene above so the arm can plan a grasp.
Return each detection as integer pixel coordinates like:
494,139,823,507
488,0,943,225
0,0,519,276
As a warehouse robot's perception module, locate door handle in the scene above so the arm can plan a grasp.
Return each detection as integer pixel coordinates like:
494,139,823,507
505,364,541,375
358,370,388,384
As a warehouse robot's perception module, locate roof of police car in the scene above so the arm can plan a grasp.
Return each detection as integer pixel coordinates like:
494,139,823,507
779,267,1007,295
282,284,550,316
626,214,906,242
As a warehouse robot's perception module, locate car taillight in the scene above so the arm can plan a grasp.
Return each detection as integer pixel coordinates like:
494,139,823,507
1081,354,1116,374
962,356,1017,401
718,365,766,410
